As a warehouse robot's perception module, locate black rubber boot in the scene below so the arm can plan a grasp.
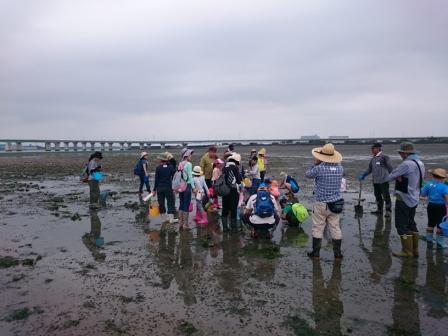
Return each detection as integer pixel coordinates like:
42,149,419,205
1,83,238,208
230,218,238,233
221,217,229,232
307,238,322,260
333,239,343,260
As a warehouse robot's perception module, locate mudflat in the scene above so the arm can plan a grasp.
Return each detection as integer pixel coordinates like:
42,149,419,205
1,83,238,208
1,144,447,335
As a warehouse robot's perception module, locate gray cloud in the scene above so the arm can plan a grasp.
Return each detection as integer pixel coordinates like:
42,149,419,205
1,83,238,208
0,0,447,140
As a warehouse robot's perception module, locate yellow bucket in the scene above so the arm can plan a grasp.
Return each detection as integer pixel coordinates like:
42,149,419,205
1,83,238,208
149,202,160,217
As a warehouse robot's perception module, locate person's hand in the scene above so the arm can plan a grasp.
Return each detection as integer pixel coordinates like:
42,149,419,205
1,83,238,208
357,172,367,182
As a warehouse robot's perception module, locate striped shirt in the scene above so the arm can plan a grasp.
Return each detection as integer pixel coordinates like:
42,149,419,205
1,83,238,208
305,162,344,203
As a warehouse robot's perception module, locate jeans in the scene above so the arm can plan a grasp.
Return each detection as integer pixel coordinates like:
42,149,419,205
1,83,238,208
179,184,192,212
395,199,417,235
373,182,391,211
139,175,151,193
157,187,176,215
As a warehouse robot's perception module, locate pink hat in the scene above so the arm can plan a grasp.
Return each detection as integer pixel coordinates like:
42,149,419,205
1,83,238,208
214,159,224,165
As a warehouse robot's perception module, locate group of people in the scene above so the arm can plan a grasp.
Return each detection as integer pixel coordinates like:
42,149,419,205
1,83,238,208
83,141,448,261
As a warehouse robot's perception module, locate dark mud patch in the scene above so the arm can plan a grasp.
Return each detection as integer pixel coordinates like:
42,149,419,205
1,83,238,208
177,320,198,335
104,319,129,334
244,244,283,260
0,256,20,268
283,315,317,336
6,306,44,321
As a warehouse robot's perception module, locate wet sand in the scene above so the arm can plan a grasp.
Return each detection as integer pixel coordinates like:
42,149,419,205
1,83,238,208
1,144,447,335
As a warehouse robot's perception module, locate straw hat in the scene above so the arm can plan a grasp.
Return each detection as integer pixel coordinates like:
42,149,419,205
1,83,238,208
140,151,148,159
429,168,447,179
397,142,418,154
157,153,168,161
228,153,241,163
192,166,203,176
164,151,173,160
311,143,342,163
258,148,266,156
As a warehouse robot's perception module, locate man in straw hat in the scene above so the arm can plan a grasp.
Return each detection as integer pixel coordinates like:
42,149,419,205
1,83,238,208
154,152,178,224
385,142,425,257
420,168,448,248
200,146,218,188
305,143,344,260
358,142,394,217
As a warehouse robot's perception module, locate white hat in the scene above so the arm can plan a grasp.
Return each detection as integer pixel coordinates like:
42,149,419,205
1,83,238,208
228,153,241,163
192,166,203,176
140,151,149,159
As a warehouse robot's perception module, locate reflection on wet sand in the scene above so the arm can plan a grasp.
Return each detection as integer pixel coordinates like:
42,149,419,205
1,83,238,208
423,248,447,319
361,216,392,282
312,260,343,335
175,230,197,305
390,259,420,335
82,210,106,261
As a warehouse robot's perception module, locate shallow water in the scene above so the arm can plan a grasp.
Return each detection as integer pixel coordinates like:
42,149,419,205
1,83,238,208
0,144,447,335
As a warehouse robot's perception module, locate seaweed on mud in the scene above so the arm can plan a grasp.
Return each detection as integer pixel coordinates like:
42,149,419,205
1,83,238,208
283,315,317,336
0,256,20,268
177,320,198,335
63,319,80,329
245,245,283,260
70,212,81,221
124,201,139,210
104,319,128,334
8,307,32,321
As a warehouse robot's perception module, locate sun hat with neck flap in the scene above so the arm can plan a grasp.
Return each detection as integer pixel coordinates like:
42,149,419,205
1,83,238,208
311,143,342,163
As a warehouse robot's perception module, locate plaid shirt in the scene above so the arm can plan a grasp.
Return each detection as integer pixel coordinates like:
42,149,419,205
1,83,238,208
305,162,343,203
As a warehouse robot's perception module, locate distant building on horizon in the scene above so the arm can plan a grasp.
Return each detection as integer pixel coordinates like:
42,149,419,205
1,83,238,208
301,135,320,140
329,136,350,139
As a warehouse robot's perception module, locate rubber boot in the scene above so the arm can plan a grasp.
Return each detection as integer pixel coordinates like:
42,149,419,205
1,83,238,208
184,212,190,229
436,234,447,249
392,235,413,257
199,211,209,225
168,214,178,224
411,232,419,257
221,217,229,232
178,210,184,228
371,205,383,215
230,218,238,233
333,239,343,260
307,238,322,260
423,229,434,243
194,209,202,223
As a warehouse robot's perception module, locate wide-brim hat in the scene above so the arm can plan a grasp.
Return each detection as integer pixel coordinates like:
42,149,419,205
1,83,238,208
214,158,224,165
312,143,342,163
192,165,203,176
180,148,194,158
429,168,447,178
157,153,168,161
164,151,173,160
397,142,418,154
258,148,266,156
228,153,241,163
140,151,149,159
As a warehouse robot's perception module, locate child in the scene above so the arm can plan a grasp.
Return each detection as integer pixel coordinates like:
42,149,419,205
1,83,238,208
211,159,223,209
246,156,261,195
280,196,310,227
279,172,300,197
134,152,151,195
420,168,448,248
193,166,210,225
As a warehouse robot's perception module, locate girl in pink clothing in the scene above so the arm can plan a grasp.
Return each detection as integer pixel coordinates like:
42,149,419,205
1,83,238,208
211,159,224,209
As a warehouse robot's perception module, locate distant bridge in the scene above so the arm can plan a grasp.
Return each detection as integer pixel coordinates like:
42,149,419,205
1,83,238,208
0,137,447,152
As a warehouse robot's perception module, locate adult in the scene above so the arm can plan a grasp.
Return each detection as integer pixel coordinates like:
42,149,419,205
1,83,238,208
305,143,344,260
87,151,103,208
386,142,425,257
135,152,151,195
223,144,235,161
154,153,177,224
242,183,280,238
246,156,261,195
200,146,218,188
221,153,242,232
178,148,196,229
358,143,393,217
257,148,267,181
165,152,177,171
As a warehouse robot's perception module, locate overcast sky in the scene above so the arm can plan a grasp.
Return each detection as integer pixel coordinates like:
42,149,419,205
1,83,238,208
0,0,447,141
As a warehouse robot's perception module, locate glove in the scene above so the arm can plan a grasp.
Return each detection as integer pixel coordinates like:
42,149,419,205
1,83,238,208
357,172,368,182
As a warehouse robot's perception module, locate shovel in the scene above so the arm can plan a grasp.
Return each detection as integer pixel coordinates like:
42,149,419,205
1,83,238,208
354,181,364,215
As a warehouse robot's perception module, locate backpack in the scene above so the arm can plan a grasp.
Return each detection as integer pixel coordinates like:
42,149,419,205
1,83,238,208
291,203,309,223
133,160,144,176
254,189,275,218
214,173,231,197
172,162,188,193
288,176,300,193
80,163,89,183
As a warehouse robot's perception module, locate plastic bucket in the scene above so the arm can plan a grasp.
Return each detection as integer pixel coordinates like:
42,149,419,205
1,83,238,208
149,203,160,217
92,172,103,181
440,217,448,237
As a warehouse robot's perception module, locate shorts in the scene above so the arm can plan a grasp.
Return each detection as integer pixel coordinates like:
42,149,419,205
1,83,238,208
427,202,446,228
